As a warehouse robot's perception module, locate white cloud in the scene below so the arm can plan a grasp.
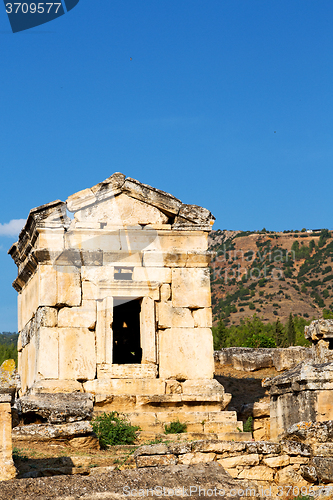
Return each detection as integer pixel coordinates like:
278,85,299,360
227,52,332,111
0,219,26,237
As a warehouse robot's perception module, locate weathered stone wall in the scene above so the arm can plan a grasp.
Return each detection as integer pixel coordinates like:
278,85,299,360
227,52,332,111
134,427,333,491
264,362,333,440
0,360,19,481
214,347,313,372
10,174,216,402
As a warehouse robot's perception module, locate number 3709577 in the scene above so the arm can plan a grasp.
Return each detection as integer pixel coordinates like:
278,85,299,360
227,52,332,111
5,3,62,14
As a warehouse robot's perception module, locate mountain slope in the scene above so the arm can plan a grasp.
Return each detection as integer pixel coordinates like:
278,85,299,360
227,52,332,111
209,229,333,325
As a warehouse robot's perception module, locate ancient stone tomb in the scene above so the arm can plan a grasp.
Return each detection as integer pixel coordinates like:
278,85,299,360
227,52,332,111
9,173,241,436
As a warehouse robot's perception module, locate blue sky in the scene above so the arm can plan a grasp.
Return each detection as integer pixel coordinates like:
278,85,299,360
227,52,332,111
1,0,333,330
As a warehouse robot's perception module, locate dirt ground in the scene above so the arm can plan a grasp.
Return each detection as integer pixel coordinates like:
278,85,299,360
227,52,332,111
0,462,259,500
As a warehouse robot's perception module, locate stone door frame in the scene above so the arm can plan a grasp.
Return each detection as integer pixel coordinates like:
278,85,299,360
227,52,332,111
95,280,159,379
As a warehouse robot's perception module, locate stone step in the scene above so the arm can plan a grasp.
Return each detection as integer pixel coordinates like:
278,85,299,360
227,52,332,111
137,431,219,442
217,432,253,442
117,411,242,435
124,411,238,427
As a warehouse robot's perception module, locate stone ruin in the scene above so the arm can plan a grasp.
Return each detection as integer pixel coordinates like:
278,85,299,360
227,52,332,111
8,173,248,439
264,319,333,440
0,360,19,480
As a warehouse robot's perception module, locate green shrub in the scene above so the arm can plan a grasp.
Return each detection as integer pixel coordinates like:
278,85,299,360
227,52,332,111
91,412,140,448
164,419,187,434
243,416,253,433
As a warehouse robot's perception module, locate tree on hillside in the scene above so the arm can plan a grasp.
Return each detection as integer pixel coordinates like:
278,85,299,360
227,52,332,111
286,313,296,346
274,319,286,347
212,318,228,350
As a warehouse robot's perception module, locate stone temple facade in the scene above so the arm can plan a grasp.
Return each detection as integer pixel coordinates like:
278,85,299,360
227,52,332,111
9,174,245,437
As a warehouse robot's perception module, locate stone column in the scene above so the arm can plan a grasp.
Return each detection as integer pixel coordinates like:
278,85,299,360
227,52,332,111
0,394,16,480
0,360,19,481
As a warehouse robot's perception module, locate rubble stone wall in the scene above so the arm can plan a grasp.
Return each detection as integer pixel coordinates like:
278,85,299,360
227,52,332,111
214,347,313,372
134,436,333,490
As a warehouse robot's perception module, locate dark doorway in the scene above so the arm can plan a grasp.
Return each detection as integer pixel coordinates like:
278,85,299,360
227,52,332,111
113,298,142,364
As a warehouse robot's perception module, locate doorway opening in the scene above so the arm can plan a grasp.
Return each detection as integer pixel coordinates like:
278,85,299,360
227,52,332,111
113,298,142,364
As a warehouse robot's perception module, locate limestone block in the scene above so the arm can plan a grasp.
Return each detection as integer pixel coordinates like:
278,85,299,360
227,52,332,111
18,348,28,395
12,421,93,440
57,268,81,307
65,230,121,253
275,465,308,485
58,328,96,381
75,193,169,226
160,284,171,301
36,307,57,328
186,251,211,267
30,380,83,394
136,454,177,468
94,395,137,412
178,452,216,465
122,177,182,216
172,269,211,308
192,441,246,453
158,302,195,329
134,444,169,456
281,440,311,456
67,187,96,212
83,378,165,396
123,412,158,428
224,468,239,478
58,301,96,329
246,441,281,454
38,265,57,306
132,267,171,284
90,173,126,201
157,232,208,252
273,346,313,371
253,401,270,418
97,280,160,301
68,435,100,450
165,380,182,394
37,229,64,251
178,204,214,225
238,466,274,481
96,297,112,365
143,251,187,268
36,327,59,380
317,390,333,421
182,379,224,396
167,443,192,455
218,454,260,468
159,328,214,380
253,418,270,441
300,465,317,482
119,228,160,253
26,335,37,390
0,403,17,480
290,457,309,464
17,334,22,352
97,363,157,379
18,393,93,424
141,296,156,364
82,281,97,300
81,266,115,284
192,308,212,328
20,272,40,327
313,443,333,457
262,455,290,467
103,251,142,267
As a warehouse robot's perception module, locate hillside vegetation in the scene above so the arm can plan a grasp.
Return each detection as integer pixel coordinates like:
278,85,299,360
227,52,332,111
209,228,333,346
0,332,18,365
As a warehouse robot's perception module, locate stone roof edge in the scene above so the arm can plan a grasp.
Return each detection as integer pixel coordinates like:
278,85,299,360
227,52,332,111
66,173,215,227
